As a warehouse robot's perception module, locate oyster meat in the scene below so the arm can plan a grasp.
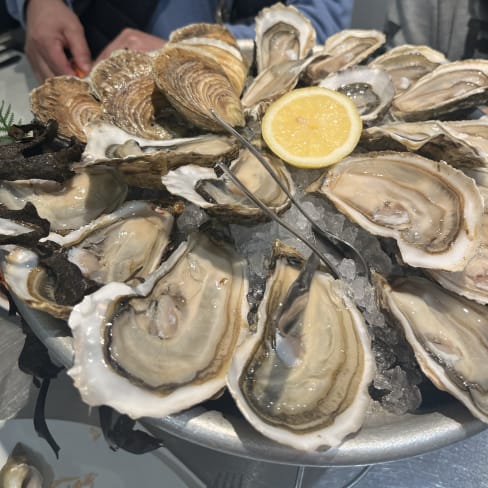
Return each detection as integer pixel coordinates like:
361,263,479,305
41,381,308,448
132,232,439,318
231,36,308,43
68,232,249,419
378,275,488,423
161,148,294,223
369,44,448,94
319,66,395,125
254,2,315,74
391,59,488,121
227,244,375,450
308,151,484,271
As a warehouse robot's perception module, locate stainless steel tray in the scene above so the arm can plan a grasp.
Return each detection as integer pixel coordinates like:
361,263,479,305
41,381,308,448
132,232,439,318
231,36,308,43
18,299,486,467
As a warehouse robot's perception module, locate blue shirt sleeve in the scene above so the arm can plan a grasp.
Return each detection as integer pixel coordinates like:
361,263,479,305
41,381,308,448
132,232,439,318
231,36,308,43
6,0,27,25
226,0,354,44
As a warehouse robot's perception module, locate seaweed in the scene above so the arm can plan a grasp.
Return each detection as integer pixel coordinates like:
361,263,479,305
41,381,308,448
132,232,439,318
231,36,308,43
0,101,18,143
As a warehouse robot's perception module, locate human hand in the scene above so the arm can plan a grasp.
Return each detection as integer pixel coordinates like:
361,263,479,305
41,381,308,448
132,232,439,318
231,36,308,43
95,28,166,64
25,0,92,82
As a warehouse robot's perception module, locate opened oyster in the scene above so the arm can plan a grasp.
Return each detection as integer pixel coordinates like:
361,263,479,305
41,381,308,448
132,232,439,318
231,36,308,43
378,275,488,423
304,29,385,84
68,232,249,419
227,243,375,450
254,2,315,74
391,59,488,121
0,167,127,232
369,44,448,94
161,148,294,223
319,66,394,125
308,151,484,271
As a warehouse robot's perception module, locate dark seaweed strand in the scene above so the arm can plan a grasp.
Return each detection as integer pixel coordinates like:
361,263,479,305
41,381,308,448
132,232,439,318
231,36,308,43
18,318,63,458
99,405,163,454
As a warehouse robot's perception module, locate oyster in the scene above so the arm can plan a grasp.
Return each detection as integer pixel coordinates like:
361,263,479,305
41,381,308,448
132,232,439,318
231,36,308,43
169,23,248,95
0,167,127,232
254,2,315,74
360,119,488,168
377,274,488,423
30,76,103,142
391,59,488,121
68,232,249,419
428,181,488,304
153,44,245,132
369,44,448,95
227,243,375,450
319,66,395,125
161,148,294,223
79,121,239,188
46,201,176,286
308,151,484,271
304,29,385,84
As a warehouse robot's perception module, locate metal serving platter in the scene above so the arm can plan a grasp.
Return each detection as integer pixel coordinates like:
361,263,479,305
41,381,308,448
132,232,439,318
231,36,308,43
17,298,486,467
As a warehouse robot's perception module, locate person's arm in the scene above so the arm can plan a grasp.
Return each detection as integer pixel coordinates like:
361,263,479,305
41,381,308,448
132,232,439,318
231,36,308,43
8,0,92,82
226,0,354,44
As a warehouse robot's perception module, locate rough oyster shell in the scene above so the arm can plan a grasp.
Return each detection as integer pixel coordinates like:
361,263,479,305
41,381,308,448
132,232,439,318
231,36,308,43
319,66,395,125
391,59,488,121
78,121,239,188
308,151,484,271
169,23,248,95
227,243,375,450
153,44,245,132
377,274,488,423
67,232,249,419
360,119,488,168
254,2,316,74
369,44,448,95
30,76,102,142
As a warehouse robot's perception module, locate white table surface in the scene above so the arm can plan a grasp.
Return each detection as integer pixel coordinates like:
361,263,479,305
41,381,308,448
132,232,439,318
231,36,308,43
2,51,488,488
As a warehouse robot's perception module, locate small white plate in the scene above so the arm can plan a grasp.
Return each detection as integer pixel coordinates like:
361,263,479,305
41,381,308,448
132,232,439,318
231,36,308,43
0,419,199,487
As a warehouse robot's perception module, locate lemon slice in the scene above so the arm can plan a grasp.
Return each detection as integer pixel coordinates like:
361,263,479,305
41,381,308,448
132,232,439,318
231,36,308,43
261,86,362,168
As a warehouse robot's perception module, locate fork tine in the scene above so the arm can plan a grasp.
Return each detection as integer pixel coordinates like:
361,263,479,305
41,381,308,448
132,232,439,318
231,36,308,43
211,471,245,488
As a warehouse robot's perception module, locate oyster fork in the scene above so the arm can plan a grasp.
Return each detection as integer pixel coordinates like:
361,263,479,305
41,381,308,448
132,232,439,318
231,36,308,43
210,109,370,280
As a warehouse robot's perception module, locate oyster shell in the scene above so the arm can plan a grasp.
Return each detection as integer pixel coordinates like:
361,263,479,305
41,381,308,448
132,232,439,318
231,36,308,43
304,29,386,84
308,151,484,271
30,76,102,142
67,232,249,419
391,59,488,121
153,44,245,132
319,66,395,125
169,23,248,95
360,119,488,168
227,243,375,450
369,44,448,95
0,167,127,232
254,2,316,74
46,201,176,286
79,121,239,188
161,148,294,223
377,274,488,423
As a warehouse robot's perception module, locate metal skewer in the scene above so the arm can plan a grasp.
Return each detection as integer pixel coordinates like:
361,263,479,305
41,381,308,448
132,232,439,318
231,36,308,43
210,109,370,279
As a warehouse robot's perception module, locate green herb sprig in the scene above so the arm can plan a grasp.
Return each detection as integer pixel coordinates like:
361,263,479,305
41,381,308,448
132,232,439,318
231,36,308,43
0,100,20,143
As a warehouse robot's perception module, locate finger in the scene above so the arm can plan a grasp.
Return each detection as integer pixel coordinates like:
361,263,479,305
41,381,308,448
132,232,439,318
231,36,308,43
64,25,92,74
42,38,76,76
95,39,122,64
33,55,56,83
